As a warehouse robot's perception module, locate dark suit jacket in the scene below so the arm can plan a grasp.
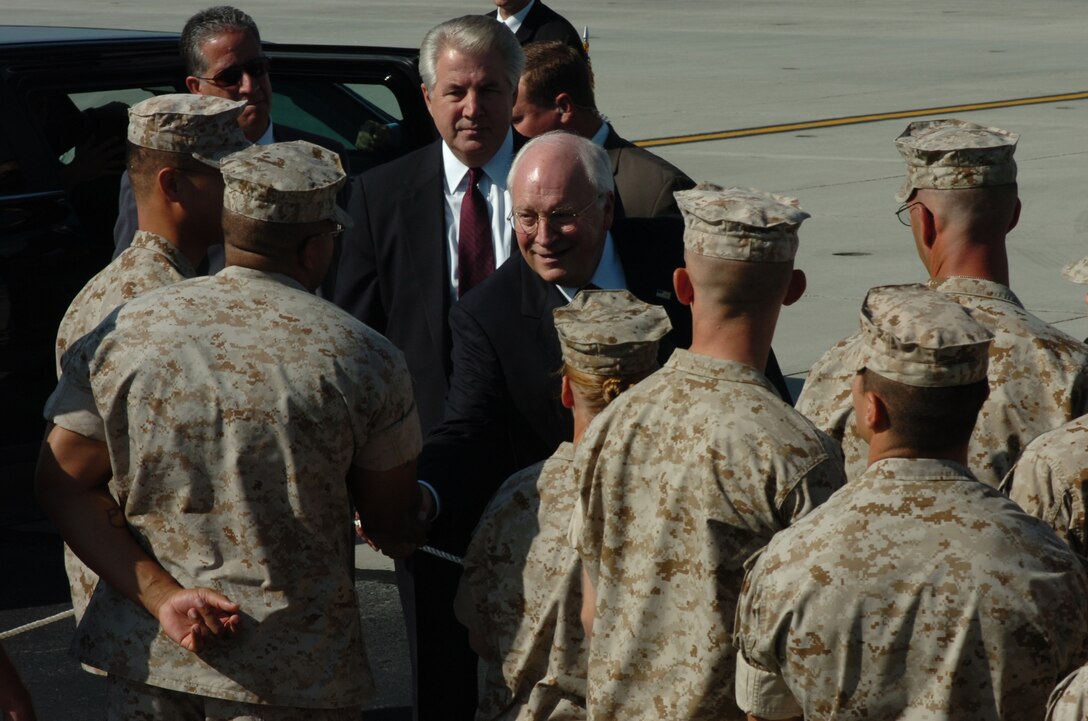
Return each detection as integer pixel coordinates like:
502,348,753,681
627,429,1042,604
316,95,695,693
487,0,587,59
419,216,692,551
603,123,695,219
111,122,345,268
331,140,452,436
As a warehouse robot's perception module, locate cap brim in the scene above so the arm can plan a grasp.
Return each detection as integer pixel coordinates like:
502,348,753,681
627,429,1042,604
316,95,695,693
894,178,914,203
192,144,251,169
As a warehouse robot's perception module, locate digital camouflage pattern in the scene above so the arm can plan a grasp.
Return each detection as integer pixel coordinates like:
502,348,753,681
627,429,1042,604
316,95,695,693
106,675,360,721
44,265,421,706
1047,665,1088,721
127,94,249,165
674,184,808,262
220,141,353,226
455,443,587,721
797,276,1088,485
853,284,992,387
894,118,1019,202
735,457,1088,721
552,290,670,377
54,229,198,643
55,230,196,374
1001,417,1088,556
569,349,846,721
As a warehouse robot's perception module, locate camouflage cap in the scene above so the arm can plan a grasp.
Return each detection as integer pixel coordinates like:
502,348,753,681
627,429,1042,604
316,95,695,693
127,94,250,167
894,119,1019,202
552,289,671,376
675,183,809,262
219,141,353,226
852,284,992,387
1061,257,1088,284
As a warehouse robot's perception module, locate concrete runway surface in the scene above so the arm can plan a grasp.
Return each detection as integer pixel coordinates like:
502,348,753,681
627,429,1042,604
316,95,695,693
4,1,1088,717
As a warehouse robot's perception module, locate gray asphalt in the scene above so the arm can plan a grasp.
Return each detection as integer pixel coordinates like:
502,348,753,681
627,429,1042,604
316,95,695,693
4,1,1088,717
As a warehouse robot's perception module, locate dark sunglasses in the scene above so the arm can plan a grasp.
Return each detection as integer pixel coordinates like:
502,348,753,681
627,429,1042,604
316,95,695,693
194,56,270,88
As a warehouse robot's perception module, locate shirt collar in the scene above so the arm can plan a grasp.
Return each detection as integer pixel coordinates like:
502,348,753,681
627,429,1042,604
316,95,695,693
255,121,275,146
441,128,515,194
130,229,198,278
502,0,536,32
588,119,610,147
929,276,1022,308
558,230,625,301
218,264,309,293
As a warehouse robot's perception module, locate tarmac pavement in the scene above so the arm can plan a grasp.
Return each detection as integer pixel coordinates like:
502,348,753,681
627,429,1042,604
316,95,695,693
4,1,1088,718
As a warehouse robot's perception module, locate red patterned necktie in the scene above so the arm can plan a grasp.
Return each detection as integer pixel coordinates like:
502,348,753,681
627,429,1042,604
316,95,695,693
458,166,495,298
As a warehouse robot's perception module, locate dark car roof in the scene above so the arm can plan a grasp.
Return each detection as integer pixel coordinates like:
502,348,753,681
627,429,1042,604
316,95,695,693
0,25,178,46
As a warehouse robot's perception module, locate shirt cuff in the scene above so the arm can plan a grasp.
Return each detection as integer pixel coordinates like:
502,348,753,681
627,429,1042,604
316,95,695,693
735,650,802,720
417,480,440,519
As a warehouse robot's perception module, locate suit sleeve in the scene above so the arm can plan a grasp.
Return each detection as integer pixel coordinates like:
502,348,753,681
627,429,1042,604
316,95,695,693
418,300,519,552
331,175,387,333
111,171,137,260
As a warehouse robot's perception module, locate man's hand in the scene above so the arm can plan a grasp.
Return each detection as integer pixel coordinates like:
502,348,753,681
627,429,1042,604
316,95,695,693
150,587,241,653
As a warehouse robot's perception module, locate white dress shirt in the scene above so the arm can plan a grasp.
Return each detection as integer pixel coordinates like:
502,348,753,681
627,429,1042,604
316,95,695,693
441,130,515,302
500,0,536,33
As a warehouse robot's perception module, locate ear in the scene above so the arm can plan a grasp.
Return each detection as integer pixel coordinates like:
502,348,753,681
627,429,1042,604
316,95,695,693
1008,198,1022,232
185,76,202,94
555,92,575,121
865,390,891,434
561,375,575,410
421,82,433,113
919,203,937,249
157,166,182,202
673,267,693,306
601,191,614,230
783,268,807,306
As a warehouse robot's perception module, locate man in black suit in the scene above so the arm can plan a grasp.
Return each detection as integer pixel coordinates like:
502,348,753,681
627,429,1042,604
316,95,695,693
513,40,694,219
420,131,693,552
113,6,344,260
331,15,524,721
488,0,587,60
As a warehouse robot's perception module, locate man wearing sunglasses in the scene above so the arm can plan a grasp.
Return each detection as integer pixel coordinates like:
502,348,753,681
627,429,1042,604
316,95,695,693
797,118,1088,488
112,6,343,264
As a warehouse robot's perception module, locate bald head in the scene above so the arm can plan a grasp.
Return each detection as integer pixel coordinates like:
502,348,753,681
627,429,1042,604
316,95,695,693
683,250,796,313
915,183,1019,238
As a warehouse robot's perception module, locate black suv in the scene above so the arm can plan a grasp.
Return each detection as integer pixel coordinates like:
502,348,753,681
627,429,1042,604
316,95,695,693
0,26,436,525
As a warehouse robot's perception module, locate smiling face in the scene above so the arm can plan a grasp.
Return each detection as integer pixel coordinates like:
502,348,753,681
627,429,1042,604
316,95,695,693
510,143,613,288
422,45,515,168
186,29,272,142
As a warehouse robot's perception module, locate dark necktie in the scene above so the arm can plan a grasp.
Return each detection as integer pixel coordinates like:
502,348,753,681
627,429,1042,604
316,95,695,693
458,167,494,298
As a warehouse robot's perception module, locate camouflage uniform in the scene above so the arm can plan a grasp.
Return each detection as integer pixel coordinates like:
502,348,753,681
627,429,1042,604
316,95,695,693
570,186,846,721
455,446,586,721
1048,666,1088,721
52,94,248,641
798,119,1088,486
799,277,1088,485
454,290,671,721
1001,256,1088,555
737,285,1088,721
44,142,412,709
736,457,1088,721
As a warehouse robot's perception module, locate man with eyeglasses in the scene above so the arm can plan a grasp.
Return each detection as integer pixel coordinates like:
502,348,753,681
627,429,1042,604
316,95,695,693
39,140,426,719
796,118,1088,487
112,5,343,263
419,130,691,559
